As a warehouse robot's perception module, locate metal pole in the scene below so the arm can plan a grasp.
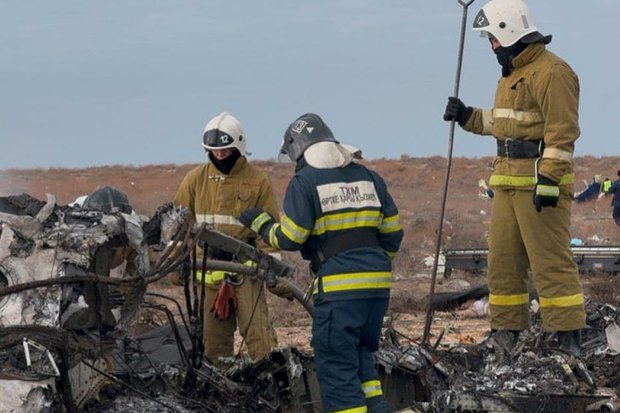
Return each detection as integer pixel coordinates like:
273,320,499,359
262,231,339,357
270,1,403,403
422,0,475,345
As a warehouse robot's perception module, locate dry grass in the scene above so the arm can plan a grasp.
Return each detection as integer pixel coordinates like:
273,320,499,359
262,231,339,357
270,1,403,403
3,156,620,328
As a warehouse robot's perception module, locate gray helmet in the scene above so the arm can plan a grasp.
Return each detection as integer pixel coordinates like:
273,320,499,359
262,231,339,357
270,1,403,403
83,186,132,214
280,113,338,162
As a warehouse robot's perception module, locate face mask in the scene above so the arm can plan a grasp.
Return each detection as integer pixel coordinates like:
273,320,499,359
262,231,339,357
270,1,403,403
209,149,241,174
493,41,528,77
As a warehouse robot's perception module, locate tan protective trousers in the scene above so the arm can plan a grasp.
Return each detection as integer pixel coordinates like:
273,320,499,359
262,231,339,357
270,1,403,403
487,189,586,332
203,277,278,368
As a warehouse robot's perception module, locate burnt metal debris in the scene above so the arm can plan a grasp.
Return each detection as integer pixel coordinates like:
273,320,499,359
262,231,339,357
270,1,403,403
443,246,620,278
376,299,620,413
1,193,619,412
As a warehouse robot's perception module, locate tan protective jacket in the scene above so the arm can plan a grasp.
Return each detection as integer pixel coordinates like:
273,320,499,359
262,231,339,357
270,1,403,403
174,157,279,254
463,43,579,190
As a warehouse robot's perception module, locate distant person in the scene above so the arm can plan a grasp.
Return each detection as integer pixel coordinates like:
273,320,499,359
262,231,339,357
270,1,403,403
443,0,585,356
606,170,620,226
602,177,613,194
173,112,284,368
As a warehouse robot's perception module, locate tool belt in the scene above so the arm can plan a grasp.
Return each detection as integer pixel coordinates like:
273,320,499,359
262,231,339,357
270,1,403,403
310,228,379,272
497,139,543,159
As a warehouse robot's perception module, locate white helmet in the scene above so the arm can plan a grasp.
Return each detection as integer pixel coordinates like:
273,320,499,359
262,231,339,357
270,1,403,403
473,0,541,47
202,112,246,154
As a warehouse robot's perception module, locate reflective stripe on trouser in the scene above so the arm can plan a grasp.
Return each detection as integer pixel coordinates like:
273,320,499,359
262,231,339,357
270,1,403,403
196,261,256,285
488,189,585,332
196,270,227,285
202,278,278,368
311,298,391,413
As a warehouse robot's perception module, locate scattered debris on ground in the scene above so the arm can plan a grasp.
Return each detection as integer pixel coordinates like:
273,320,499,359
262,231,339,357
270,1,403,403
1,193,619,412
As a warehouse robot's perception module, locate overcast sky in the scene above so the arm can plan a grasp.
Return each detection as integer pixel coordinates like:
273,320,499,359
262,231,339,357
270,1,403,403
0,1,616,169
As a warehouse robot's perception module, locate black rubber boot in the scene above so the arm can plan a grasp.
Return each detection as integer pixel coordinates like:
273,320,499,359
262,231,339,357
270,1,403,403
558,330,581,357
489,329,521,344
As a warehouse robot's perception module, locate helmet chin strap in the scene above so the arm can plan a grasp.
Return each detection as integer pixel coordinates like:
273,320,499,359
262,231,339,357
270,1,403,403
494,40,528,77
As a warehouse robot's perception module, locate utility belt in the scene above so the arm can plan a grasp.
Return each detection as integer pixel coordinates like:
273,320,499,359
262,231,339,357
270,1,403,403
497,138,543,159
310,228,380,273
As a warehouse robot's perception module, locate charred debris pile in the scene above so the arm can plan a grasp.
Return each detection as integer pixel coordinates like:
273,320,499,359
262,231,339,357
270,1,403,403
1,193,619,413
376,301,620,412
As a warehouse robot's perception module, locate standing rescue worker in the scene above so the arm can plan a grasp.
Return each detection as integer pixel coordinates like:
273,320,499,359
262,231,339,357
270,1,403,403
238,113,403,413
606,170,620,226
174,112,282,368
443,0,585,356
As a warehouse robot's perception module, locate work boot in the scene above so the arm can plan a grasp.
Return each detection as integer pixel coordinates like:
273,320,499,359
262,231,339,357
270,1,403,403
488,329,521,344
482,330,522,362
558,330,581,357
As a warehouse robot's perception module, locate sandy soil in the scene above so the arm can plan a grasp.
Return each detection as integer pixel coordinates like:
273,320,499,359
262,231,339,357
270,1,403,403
3,156,619,351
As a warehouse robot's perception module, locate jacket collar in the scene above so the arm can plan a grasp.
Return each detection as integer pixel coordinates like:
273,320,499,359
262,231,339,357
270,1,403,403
512,43,546,70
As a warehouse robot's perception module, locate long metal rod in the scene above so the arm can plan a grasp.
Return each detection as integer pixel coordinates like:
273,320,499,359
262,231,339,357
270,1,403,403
422,0,475,344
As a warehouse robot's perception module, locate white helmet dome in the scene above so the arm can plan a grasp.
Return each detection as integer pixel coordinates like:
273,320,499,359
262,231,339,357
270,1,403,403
202,112,246,154
473,0,539,47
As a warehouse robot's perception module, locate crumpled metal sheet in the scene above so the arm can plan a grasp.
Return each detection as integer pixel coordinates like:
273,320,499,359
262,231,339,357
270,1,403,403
605,322,620,354
0,193,151,411
0,378,55,412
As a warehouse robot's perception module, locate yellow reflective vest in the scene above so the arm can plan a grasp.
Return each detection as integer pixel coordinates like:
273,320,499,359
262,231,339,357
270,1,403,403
463,43,579,190
174,156,279,282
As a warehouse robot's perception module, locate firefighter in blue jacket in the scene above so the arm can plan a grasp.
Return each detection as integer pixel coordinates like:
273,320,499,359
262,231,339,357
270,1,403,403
239,113,403,413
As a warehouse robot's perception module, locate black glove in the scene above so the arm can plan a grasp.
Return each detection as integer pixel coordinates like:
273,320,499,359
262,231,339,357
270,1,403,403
533,175,560,212
443,97,473,126
239,208,274,233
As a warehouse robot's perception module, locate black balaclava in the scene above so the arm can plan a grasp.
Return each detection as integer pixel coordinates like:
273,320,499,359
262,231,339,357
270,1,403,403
295,154,309,172
494,40,529,77
208,148,241,174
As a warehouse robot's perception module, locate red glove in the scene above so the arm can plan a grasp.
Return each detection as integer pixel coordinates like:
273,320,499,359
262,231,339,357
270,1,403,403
210,282,238,320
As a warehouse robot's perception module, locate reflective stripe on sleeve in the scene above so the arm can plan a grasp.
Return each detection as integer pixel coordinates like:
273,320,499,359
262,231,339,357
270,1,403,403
481,109,494,135
250,212,272,233
489,293,529,306
268,224,281,249
361,380,383,398
539,293,584,308
543,148,573,162
493,108,544,122
379,214,401,234
281,214,310,244
536,184,560,197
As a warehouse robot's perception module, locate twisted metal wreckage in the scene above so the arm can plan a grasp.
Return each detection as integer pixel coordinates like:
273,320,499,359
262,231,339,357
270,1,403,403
0,193,618,412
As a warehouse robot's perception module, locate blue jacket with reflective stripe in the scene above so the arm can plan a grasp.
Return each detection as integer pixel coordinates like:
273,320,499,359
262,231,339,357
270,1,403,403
258,162,403,301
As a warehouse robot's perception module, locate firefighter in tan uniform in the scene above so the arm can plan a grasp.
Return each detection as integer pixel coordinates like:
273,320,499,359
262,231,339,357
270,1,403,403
174,112,280,367
444,0,585,356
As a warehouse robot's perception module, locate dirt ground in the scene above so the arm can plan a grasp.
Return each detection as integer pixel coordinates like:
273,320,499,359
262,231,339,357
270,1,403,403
2,156,620,351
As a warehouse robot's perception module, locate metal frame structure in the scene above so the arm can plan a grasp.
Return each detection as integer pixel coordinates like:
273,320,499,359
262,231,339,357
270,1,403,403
443,246,620,278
